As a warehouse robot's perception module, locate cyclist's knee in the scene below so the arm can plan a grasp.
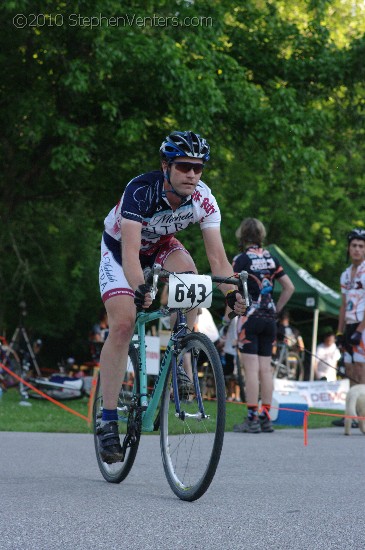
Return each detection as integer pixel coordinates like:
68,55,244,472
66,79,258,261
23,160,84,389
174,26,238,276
163,251,197,273
108,319,134,343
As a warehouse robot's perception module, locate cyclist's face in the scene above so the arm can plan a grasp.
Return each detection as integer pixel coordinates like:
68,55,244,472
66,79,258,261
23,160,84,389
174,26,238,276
349,239,365,262
163,157,203,196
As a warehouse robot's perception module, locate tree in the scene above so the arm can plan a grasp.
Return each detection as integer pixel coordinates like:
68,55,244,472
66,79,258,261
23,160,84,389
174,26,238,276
1,0,364,363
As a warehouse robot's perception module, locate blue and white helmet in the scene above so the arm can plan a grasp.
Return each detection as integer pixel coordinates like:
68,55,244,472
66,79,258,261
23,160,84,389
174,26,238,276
348,228,365,243
160,131,210,162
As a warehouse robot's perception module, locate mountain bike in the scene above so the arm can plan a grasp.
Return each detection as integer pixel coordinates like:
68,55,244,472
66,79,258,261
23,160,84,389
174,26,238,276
93,264,249,501
271,341,304,381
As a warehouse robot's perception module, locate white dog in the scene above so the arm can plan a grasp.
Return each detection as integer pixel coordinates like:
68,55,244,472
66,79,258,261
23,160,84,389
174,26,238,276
344,384,365,435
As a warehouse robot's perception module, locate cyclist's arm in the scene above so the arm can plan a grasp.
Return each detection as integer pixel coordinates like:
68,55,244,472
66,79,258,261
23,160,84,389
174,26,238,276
120,218,152,311
275,274,294,314
120,218,144,290
202,227,246,315
337,294,347,334
357,312,365,334
202,227,236,291
297,335,305,352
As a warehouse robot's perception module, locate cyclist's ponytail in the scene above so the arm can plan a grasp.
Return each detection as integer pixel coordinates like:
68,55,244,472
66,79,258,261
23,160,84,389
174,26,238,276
235,218,266,251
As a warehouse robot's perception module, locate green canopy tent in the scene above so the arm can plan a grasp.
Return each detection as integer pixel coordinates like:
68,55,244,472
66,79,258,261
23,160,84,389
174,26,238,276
267,244,342,380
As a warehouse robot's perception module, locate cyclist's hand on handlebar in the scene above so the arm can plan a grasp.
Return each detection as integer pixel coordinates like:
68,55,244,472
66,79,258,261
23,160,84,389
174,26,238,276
134,284,153,310
225,290,247,316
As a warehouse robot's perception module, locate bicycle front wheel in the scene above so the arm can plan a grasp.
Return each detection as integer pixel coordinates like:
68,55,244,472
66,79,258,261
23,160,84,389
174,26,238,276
160,332,226,501
93,343,140,483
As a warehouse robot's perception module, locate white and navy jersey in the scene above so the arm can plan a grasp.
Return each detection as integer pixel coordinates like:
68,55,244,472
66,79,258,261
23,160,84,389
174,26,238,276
104,170,221,254
340,260,365,324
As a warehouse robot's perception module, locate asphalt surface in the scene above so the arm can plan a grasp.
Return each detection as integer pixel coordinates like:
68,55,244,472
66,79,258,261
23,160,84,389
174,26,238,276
1,427,364,550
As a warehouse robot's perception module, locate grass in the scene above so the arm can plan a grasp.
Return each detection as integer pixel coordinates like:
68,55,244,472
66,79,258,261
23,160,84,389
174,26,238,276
0,387,344,433
0,387,92,433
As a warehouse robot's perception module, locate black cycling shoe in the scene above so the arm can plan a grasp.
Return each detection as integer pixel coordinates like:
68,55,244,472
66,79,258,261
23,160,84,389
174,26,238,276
96,421,124,464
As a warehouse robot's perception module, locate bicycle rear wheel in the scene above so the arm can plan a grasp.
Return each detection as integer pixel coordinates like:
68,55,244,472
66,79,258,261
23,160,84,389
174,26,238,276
93,344,140,483
160,332,226,501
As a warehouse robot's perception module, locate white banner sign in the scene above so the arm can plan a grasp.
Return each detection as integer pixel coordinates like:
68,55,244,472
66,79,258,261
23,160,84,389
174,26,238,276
145,335,160,375
127,336,160,375
274,378,349,410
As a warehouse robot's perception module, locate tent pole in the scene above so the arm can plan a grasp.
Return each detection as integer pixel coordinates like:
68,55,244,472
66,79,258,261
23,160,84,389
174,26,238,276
310,308,319,381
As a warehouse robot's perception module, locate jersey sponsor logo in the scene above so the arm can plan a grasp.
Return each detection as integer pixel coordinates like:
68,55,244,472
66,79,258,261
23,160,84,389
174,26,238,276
192,190,216,216
248,257,276,271
101,253,118,283
149,211,194,227
141,210,194,239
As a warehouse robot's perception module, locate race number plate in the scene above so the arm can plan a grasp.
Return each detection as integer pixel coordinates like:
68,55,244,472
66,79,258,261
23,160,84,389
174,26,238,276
167,274,212,309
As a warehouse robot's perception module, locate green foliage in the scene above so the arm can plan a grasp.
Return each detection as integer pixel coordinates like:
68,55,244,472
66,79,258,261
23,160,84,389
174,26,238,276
1,0,364,364
0,388,341,433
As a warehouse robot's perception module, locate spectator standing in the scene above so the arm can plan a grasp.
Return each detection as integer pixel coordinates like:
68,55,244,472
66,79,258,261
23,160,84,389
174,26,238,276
220,317,241,402
91,309,109,343
276,309,305,354
90,309,109,361
336,229,365,386
314,330,341,381
232,218,294,433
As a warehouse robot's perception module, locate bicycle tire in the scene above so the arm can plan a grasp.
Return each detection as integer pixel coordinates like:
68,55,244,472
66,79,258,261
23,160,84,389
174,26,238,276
93,343,141,483
160,332,226,501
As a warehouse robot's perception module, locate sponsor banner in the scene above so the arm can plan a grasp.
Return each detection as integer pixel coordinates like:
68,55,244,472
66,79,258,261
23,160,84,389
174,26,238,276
127,336,161,375
145,336,160,375
274,378,349,410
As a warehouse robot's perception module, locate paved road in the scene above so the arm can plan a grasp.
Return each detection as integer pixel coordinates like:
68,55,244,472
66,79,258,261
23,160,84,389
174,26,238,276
1,427,364,550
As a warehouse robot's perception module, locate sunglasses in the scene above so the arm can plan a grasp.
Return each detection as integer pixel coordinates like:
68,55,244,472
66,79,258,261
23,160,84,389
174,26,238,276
171,161,205,174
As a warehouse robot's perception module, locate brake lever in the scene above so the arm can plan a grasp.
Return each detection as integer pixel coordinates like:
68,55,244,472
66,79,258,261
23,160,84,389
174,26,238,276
151,263,162,300
228,270,250,319
239,271,250,307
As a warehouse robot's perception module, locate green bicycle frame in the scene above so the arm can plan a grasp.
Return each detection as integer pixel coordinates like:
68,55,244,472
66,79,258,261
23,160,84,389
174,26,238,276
131,308,185,433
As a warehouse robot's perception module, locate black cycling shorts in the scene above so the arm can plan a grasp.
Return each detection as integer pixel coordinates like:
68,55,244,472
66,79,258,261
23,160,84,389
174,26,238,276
238,315,276,356
222,353,235,376
344,323,361,362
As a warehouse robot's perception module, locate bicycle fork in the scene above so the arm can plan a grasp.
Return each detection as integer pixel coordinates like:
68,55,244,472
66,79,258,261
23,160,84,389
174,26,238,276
172,342,209,422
